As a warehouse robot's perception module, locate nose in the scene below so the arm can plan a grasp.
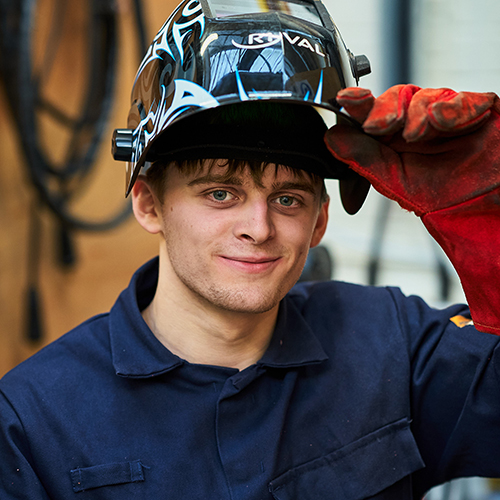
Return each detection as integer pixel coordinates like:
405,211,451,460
233,200,275,244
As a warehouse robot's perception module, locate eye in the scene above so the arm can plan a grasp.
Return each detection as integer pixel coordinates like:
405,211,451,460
277,195,296,207
211,190,229,201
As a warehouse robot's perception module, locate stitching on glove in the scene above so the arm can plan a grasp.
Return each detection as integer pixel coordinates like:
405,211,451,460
473,322,500,332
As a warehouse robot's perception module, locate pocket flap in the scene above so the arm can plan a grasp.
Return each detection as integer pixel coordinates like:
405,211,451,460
70,460,147,493
269,418,424,500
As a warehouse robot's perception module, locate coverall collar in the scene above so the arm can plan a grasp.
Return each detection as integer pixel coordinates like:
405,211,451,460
110,258,328,378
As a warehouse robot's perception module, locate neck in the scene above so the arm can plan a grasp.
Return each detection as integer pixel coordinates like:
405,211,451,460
142,251,279,371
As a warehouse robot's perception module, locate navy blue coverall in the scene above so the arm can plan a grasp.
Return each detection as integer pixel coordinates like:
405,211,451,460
1,258,500,499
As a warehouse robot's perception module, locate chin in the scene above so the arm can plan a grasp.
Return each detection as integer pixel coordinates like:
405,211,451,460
203,286,287,315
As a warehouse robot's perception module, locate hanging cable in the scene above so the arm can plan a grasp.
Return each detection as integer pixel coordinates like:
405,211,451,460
1,0,147,231
16,0,131,232
26,199,44,343
0,0,148,341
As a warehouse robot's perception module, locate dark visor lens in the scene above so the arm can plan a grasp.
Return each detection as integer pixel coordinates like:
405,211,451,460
209,0,324,26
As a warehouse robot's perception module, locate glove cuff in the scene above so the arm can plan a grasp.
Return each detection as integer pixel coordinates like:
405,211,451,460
422,187,500,335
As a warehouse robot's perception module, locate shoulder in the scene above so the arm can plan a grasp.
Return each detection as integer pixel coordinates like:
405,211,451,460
288,279,407,323
288,280,500,359
0,312,112,401
289,279,471,326
287,281,411,358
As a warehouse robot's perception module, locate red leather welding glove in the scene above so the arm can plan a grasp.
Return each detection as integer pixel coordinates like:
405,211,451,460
325,85,500,334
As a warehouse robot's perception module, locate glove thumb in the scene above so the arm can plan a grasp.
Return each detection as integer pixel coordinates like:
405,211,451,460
336,87,375,124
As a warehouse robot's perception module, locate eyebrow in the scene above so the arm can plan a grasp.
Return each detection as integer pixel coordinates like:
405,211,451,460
187,174,244,187
272,180,317,197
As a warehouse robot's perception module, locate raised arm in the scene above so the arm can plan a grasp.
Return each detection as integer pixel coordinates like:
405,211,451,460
325,85,500,334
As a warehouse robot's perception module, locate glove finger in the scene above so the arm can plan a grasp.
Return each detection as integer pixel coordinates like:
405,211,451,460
336,87,375,124
429,91,497,133
363,84,421,135
403,88,457,142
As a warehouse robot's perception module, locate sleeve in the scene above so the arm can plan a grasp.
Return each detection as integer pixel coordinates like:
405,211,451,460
0,390,51,499
390,290,500,497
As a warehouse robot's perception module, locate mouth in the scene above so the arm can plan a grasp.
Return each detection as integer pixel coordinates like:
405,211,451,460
218,255,281,273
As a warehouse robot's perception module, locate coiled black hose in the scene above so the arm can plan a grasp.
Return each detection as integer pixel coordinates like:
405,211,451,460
0,0,147,341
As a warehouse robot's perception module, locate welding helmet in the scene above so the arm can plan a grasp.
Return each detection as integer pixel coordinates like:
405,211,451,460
112,0,372,213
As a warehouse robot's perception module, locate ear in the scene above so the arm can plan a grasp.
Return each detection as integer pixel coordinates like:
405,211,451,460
310,197,329,248
131,176,163,235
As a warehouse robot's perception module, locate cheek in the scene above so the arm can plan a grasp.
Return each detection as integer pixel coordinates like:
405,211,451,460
281,217,318,248
163,205,230,246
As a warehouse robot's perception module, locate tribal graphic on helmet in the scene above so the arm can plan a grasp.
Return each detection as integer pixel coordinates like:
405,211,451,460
137,0,205,72
112,0,371,195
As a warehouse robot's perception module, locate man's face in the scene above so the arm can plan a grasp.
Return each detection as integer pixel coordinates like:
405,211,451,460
150,161,329,315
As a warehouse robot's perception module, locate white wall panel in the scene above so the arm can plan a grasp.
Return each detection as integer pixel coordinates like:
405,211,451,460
412,0,500,92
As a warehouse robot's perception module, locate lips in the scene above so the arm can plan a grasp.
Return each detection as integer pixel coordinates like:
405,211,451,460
218,255,281,273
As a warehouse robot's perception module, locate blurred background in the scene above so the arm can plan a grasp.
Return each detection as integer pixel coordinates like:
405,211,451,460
0,0,499,497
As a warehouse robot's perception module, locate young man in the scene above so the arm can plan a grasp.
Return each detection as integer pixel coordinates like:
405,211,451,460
2,0,500,498
134,156,329,370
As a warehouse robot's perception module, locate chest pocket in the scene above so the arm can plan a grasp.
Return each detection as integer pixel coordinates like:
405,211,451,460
70,460,148,493
268,418,424,500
